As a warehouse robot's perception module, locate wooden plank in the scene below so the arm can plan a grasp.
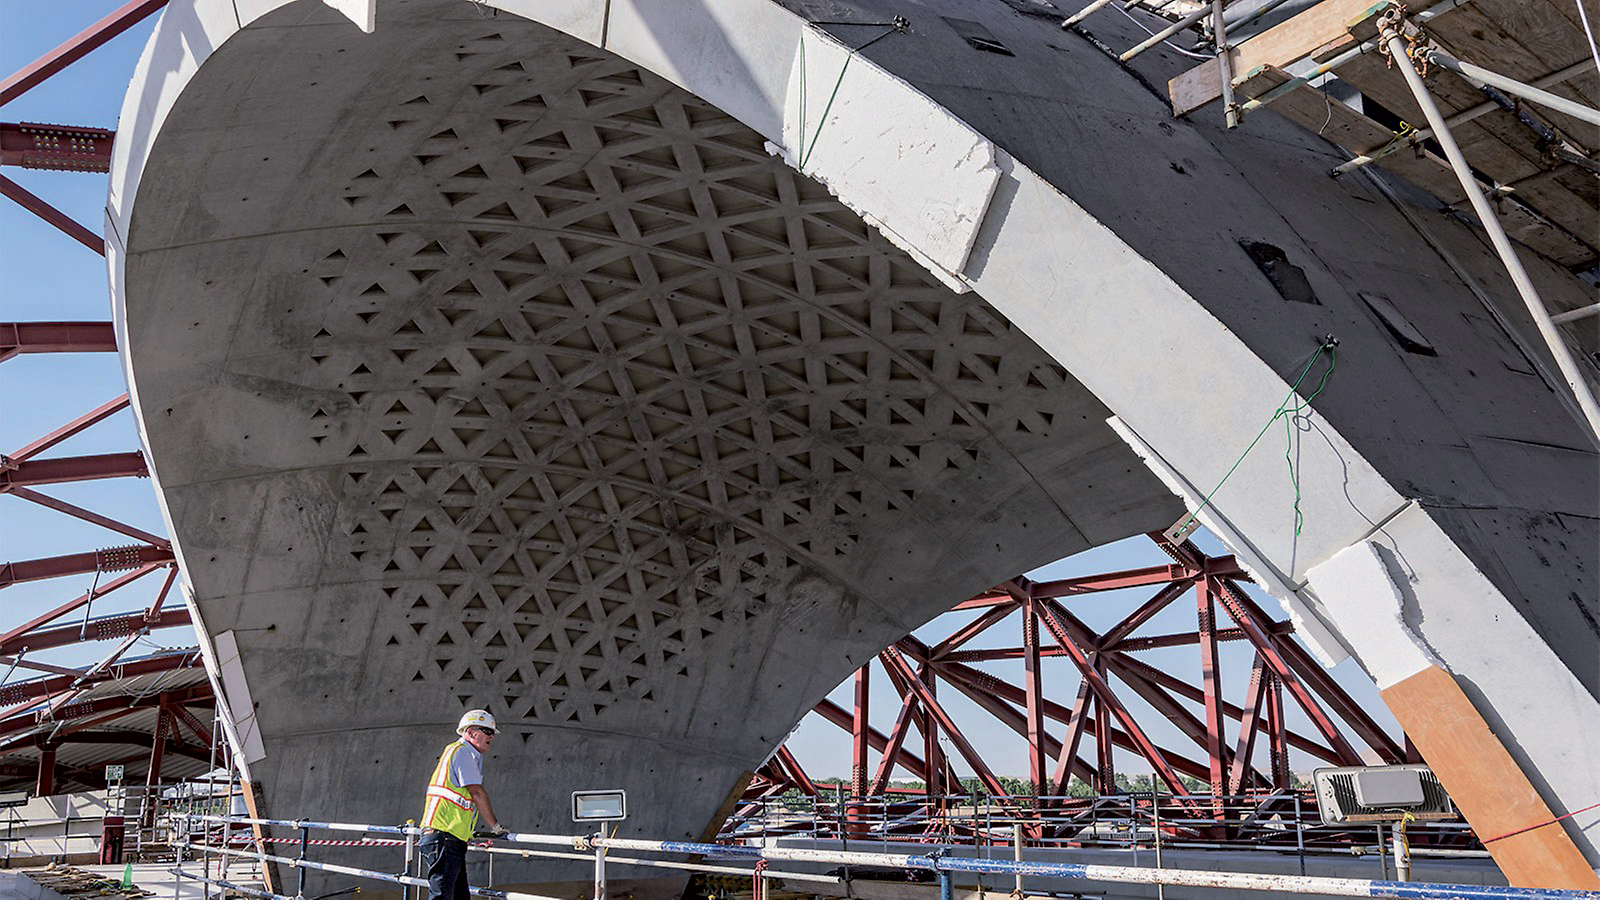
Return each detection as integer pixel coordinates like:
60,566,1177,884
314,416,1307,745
1169,0,1443,115
1427,4,1600,141
1381,666,1600,889
1243,66,1469,195
1245,66,1595,266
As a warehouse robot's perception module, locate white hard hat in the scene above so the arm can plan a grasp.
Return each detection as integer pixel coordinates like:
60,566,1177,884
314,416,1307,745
457,709,497,735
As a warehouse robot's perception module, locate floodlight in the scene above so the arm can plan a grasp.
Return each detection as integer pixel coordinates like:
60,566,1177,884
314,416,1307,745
1312,765,1453,824
572,789,627,823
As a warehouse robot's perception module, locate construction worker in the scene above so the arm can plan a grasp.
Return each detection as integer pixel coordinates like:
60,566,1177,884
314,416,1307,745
420,709,509,900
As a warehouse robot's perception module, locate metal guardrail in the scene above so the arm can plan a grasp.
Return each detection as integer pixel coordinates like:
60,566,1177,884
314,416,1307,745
721,791,1484,866
172,813,1600,900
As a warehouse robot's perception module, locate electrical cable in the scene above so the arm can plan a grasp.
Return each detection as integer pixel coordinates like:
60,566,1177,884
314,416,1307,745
1279,345,1337,534
797,20,910,168
1479,799,1600,844
1113,4,1212,60
1172,339,1339,538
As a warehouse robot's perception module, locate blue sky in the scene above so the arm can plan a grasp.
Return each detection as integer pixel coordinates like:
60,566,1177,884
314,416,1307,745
1,3,182,670
0,1,1400,783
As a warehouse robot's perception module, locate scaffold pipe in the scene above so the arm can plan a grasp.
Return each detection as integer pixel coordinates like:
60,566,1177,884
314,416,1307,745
176,815,1600,899
1380,21,1600,447
588,836,1600,899
1238,0,1472,114
1330,57,1597,177
170,867,293,900
184,842,565,900
1423,49,1600,128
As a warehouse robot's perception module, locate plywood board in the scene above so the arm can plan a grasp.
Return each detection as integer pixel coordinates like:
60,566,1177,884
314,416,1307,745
1169,0,1443,114
1244,67,1595,266
1382,665,1600,889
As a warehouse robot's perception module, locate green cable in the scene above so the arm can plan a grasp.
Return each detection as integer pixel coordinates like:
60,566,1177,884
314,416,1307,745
801,55,853,170
1280,348,1338,535
797,36,808,166
1174,341,1338,538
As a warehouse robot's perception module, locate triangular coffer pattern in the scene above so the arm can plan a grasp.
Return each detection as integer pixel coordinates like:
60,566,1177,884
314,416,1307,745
307,31,1077,725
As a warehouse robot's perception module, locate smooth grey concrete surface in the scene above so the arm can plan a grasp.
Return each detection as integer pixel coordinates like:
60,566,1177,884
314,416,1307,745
106,0,1599,885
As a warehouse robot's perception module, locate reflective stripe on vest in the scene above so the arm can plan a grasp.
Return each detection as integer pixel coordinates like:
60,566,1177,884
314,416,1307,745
421,740,479,841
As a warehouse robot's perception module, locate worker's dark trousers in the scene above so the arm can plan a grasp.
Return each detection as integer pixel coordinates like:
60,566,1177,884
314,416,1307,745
420,830,470,900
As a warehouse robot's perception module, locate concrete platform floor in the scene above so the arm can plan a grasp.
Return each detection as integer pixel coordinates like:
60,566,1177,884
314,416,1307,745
0,862,268,900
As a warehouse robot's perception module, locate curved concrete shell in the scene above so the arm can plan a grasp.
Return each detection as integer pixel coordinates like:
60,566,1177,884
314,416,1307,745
108,0,1598,885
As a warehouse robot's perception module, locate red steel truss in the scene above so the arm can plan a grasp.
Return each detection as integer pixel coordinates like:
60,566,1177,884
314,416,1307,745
744,534,1416,830
0,0,205,798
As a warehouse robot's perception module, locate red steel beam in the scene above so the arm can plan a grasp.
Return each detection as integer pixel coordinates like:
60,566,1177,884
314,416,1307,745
1034,602,1191,796
1154,539,1363,763
0,653,200,707
0,682,211,737
1218,578,1404,762
812,697,931,780
930,601,1018,659
0,545,174,590
1264,672,1291,788
143,565,180,618
0,173,103,254
0,564,167,644
0,0,171,106
1049,682,1094,796
146,701,170,786
867,675,922,795
1100,579,1193,648
1022,596,1048,795
8,486,167,546
0,322,116,362
1111,623,1293,652
884,654,962,794
0,124,115,173
0,452,145,489
880,646,1011,801
1104,650,1339,761
850,665,869,797
1227,657,1270,795
774,746,817,796
0,607,188,657
169,703,211,748
1196,577,1228,820
9,394,130,462
35,745,55,796
1096,654,1262,790
932,660,1215,784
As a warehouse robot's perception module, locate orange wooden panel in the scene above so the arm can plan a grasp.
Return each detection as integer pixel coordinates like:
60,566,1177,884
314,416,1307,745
1381,665,1600,889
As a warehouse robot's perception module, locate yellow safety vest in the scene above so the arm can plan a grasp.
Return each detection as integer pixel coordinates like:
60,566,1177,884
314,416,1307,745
422,740,479,841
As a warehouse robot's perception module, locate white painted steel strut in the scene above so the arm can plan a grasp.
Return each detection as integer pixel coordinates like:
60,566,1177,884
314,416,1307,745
1378,12,1600,448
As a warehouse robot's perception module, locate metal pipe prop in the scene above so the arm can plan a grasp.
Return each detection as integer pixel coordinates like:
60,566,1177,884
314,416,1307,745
1062,0,1119,27
1214,0,1240,126
1382,23,1600,446
1239,0,1471,113
1331,57,1597,176
1425,49,1600,128
1552,304,1600,325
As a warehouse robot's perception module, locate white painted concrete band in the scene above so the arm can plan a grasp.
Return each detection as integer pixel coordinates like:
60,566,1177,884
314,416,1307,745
1306,540,1442,690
